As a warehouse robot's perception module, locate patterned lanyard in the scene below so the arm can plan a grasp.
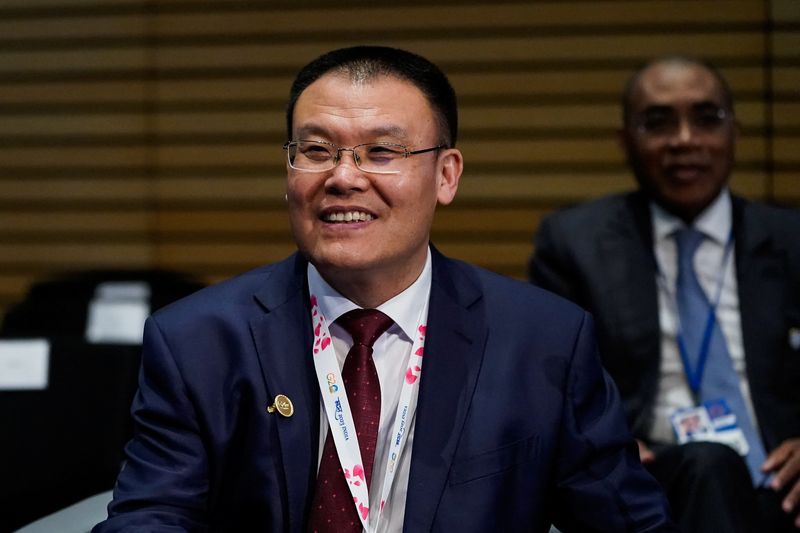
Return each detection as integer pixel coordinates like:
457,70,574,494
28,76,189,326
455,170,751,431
309,294,427,532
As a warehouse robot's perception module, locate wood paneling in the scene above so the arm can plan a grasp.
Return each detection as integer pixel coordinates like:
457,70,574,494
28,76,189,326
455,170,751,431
0,0,797,320
771,0,800,215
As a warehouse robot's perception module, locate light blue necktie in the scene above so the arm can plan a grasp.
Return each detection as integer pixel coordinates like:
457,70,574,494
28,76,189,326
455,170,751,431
674,227,767,486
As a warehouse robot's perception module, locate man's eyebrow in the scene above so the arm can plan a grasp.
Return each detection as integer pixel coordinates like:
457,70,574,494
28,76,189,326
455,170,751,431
293,123,409,142
293,124,328,140
691,100,725,110
640,101,724,114
365,125,409,140
640,104,675,114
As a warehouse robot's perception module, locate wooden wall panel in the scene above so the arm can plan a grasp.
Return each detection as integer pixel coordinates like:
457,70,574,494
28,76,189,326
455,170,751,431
0,80,147,104
0,2,152,314
1,0,798,320
0,14,145,39
771,0,800,206
151,2,763,33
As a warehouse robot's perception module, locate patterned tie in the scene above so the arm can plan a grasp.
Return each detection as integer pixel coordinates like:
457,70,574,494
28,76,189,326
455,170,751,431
674,227,767,485
308,309,394,533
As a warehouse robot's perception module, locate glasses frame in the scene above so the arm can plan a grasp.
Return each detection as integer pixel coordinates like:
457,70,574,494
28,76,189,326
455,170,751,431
283,140,447,175
633,106,734,139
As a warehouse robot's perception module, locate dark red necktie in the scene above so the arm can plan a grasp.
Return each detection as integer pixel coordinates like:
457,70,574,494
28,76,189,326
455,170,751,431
308,309,394,533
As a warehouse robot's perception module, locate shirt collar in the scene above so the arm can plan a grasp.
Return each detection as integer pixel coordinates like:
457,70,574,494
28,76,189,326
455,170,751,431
651,188,732,245
306,247,432,341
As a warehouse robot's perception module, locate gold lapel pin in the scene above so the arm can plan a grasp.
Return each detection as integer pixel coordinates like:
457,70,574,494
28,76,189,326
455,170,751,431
267,394,294,418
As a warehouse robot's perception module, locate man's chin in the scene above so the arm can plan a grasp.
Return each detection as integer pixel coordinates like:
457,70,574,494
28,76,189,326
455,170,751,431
656,193,717,223
308,251,378,276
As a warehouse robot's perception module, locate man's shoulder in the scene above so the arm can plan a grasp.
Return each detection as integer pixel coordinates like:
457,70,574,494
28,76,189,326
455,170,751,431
151,254,302,325
736,196,800,247
439,254,587,322
739,196,800,225
540,191,639,234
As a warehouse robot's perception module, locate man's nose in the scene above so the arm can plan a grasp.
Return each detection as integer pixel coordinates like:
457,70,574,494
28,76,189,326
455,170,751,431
325,150,369,192
670,117,697,146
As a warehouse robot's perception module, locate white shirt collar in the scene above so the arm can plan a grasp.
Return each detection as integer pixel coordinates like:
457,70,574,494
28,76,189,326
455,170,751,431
306,247,432,341
651,188,732,245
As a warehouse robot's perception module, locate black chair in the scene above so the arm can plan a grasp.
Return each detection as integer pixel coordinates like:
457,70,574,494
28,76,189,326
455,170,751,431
0,340,141,532
1,269,204,339
0,270,204,532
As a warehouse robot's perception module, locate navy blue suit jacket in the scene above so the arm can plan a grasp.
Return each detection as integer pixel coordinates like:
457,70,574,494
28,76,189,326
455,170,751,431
95,249,675,532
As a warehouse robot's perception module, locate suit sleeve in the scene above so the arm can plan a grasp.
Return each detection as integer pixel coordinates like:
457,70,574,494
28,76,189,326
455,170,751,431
92,317,210,532
551,312,678,532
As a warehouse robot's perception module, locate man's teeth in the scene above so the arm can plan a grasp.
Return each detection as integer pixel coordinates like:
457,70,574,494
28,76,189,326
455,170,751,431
325,211,373,223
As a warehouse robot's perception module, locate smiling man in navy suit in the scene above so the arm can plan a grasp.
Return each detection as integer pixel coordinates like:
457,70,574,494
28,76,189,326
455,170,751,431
94,46,675,532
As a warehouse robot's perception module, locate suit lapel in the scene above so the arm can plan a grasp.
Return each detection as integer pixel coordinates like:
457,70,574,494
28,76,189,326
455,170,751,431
597,193,661,435
249,254,319,531
732,198,786,448
733,196,783,340
404,250,487,531
598,193,660,349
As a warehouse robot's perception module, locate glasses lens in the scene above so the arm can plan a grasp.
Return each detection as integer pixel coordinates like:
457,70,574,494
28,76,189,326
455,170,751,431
637,106,729,137
692,106,728,131
354,143,406,173
288,141,335,171
639,110,678,136
285,141,408,173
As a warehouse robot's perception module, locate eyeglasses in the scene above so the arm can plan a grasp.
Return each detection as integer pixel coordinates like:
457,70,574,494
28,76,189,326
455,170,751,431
633,105,733,138
283,140,446,175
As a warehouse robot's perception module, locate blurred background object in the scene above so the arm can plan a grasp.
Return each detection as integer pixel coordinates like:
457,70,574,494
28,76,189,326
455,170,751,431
0,0,798,323
0,269,203,532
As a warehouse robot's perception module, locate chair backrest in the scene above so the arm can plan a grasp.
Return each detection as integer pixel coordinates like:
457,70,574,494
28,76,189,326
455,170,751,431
0,339,141,531
14,490,113,533
0,269,204,531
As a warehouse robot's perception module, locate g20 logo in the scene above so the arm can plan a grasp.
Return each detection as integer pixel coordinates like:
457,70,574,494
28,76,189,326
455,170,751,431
326,372,339,393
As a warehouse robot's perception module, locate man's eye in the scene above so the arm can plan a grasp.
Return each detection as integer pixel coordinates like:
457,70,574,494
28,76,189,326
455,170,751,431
694,111,724,128
366,146,403,162
643,114,675,131
301,145,332,160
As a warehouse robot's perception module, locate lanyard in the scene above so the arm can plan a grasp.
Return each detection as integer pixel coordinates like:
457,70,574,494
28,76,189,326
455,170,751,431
656,229,734,396
309,293,426,532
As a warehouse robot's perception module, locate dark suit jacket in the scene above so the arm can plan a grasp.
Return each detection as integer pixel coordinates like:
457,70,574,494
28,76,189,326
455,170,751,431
529,191,800,449
94,249,675,532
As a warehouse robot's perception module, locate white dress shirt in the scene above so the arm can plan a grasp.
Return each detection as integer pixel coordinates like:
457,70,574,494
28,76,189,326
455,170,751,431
307,248,432,533
648,189,759,444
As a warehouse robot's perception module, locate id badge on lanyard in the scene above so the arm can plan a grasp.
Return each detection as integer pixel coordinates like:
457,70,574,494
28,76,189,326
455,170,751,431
657,230,746,452
670,399,750,455
309,294,426,532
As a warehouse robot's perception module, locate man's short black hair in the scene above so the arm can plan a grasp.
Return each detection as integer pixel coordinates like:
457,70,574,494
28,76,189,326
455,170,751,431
621,55,735,126
286,45,458,147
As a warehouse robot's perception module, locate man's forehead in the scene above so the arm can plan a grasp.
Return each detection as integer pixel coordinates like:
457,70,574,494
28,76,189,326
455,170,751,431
632,62,724,108
292,72,435,139
305,71,420,98
296,73,426,113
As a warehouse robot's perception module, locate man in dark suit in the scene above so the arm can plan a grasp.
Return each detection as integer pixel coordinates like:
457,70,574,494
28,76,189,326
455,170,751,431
529,56,800,532
94,46,675,532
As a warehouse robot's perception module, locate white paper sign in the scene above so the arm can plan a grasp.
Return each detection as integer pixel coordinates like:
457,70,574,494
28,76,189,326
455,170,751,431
96,281,151,301
0,339,50,390
85,300,149,344
85,281,150,344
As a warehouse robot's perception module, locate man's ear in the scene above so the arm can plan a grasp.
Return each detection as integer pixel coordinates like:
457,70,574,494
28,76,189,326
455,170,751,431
436,148,463,206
